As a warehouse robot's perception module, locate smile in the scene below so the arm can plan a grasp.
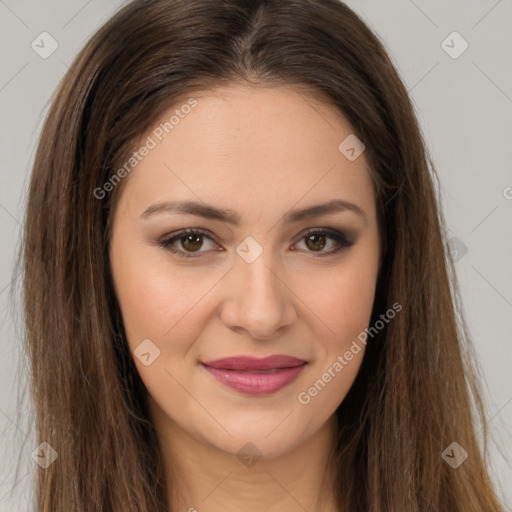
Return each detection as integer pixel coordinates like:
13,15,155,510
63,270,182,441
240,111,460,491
201,355,307,395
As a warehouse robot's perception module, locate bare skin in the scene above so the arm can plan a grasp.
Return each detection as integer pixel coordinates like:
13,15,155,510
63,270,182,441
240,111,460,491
109,83,380,512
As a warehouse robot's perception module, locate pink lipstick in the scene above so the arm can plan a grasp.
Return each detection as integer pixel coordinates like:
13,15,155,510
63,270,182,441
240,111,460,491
201,355,307,396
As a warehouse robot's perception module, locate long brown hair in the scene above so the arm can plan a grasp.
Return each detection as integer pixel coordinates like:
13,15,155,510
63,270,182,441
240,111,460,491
19,0,504,510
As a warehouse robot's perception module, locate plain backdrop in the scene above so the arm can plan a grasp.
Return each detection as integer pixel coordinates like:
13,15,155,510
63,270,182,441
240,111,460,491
0,0,510,510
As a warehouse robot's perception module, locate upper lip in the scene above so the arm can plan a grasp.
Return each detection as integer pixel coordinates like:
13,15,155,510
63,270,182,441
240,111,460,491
202,355,307,371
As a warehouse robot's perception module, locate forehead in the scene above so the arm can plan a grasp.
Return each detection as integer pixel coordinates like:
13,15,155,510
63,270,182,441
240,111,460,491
175,83,352,163
117,83,375,220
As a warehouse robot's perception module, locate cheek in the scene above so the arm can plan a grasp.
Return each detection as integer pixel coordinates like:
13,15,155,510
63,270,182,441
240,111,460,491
109,239,212,353
294,259,376,411
299,251,379,349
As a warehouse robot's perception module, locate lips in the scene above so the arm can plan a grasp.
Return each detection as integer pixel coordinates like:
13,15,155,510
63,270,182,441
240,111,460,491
202,355,307,371
201,355,307,395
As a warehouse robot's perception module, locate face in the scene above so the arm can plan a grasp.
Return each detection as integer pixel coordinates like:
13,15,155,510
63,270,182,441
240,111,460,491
109,83,380,460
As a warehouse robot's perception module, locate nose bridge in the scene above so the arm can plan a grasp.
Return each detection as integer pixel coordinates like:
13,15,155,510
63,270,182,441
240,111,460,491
242,251,280,304
221,241,295,338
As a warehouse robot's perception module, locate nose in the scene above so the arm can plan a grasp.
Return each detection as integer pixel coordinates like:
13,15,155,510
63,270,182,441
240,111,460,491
220,250,297,340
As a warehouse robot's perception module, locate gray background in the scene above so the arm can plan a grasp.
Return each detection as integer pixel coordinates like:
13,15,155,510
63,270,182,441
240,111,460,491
0,0,511,509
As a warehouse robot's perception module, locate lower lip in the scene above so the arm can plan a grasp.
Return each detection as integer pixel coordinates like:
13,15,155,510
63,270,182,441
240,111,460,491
202,363,307,396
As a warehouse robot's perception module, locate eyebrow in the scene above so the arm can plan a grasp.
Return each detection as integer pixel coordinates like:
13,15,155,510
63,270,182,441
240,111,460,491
140,198,367,225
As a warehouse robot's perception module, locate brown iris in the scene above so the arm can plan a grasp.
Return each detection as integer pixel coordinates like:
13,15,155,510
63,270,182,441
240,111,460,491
180,234,203,252
305,233,326,252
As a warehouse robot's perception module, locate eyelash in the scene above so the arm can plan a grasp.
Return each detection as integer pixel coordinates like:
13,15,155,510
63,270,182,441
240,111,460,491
159,227,354,259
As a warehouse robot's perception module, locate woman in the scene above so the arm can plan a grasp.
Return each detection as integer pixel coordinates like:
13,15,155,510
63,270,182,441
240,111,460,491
21,0,504,510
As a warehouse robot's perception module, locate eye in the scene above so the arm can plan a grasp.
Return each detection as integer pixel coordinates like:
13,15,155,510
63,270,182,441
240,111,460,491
159,228,220,259
292,228,354,257
159,227,354,259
